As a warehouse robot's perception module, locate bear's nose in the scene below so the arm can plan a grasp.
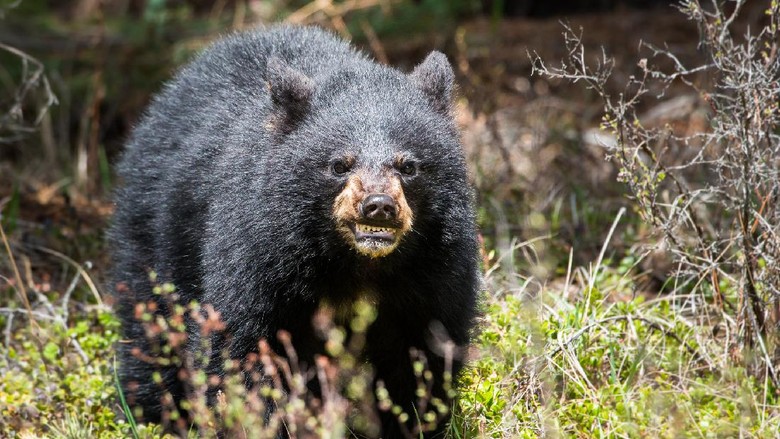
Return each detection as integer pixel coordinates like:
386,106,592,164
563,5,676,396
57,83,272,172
360,194,397,221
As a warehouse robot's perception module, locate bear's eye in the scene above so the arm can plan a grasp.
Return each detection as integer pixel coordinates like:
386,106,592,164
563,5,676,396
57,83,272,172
331,160,350,176
399,162,417,176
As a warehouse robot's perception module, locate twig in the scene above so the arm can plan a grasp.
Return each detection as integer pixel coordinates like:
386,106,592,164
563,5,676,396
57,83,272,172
60,270,82,323
4,311,13,347
0,307,59,321
0,220,34,326
30,245,103,306
359,19,388,64
0,41,57,135
21,256,89,363
286,0,400,25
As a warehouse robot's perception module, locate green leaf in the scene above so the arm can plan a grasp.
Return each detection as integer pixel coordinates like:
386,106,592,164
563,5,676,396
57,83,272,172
43,342,59,362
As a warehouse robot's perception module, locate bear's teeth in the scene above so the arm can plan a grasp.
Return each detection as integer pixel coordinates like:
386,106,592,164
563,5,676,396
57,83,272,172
357,224,394,234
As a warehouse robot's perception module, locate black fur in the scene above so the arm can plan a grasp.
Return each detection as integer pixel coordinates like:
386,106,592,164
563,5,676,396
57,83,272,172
110,25,480,438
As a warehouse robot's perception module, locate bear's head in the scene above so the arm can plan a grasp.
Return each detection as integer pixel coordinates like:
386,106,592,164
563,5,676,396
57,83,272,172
265,51,467,259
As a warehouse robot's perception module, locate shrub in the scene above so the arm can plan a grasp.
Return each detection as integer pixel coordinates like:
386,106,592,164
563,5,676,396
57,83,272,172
531,0,780,386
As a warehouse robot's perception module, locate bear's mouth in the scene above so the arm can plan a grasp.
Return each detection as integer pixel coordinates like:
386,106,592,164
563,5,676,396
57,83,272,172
349,222,401,257
353,223,396,242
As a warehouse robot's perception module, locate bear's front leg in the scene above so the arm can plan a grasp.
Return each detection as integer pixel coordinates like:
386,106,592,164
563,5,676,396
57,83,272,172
367,310,460,439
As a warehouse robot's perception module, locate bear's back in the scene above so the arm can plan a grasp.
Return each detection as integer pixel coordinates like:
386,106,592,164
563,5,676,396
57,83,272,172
166,25,360,102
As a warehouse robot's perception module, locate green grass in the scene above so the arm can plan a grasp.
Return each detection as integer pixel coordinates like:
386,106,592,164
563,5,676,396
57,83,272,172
2,228,779,437
0,194,778,438
455,247,780,438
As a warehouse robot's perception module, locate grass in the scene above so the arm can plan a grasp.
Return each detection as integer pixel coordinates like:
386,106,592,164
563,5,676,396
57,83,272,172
455,207,780,438
460,267,780,437
1,205,779,438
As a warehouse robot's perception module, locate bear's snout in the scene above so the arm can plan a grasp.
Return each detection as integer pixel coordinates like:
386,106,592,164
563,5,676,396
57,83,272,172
360,193,397,222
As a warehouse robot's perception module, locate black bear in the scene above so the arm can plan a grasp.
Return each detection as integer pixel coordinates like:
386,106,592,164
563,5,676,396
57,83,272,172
110,25,480,438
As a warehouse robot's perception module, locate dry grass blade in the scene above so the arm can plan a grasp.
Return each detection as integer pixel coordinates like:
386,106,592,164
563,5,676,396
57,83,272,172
0,220,33,327
30,245,103,306
286,0,401,26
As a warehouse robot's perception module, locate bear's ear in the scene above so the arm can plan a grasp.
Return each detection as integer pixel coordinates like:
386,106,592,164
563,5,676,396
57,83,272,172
409,51,455,115
266,56,314,131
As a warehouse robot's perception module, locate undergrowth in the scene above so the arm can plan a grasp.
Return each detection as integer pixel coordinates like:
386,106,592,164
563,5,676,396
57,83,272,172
457,223,780,437
2,210,779,437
